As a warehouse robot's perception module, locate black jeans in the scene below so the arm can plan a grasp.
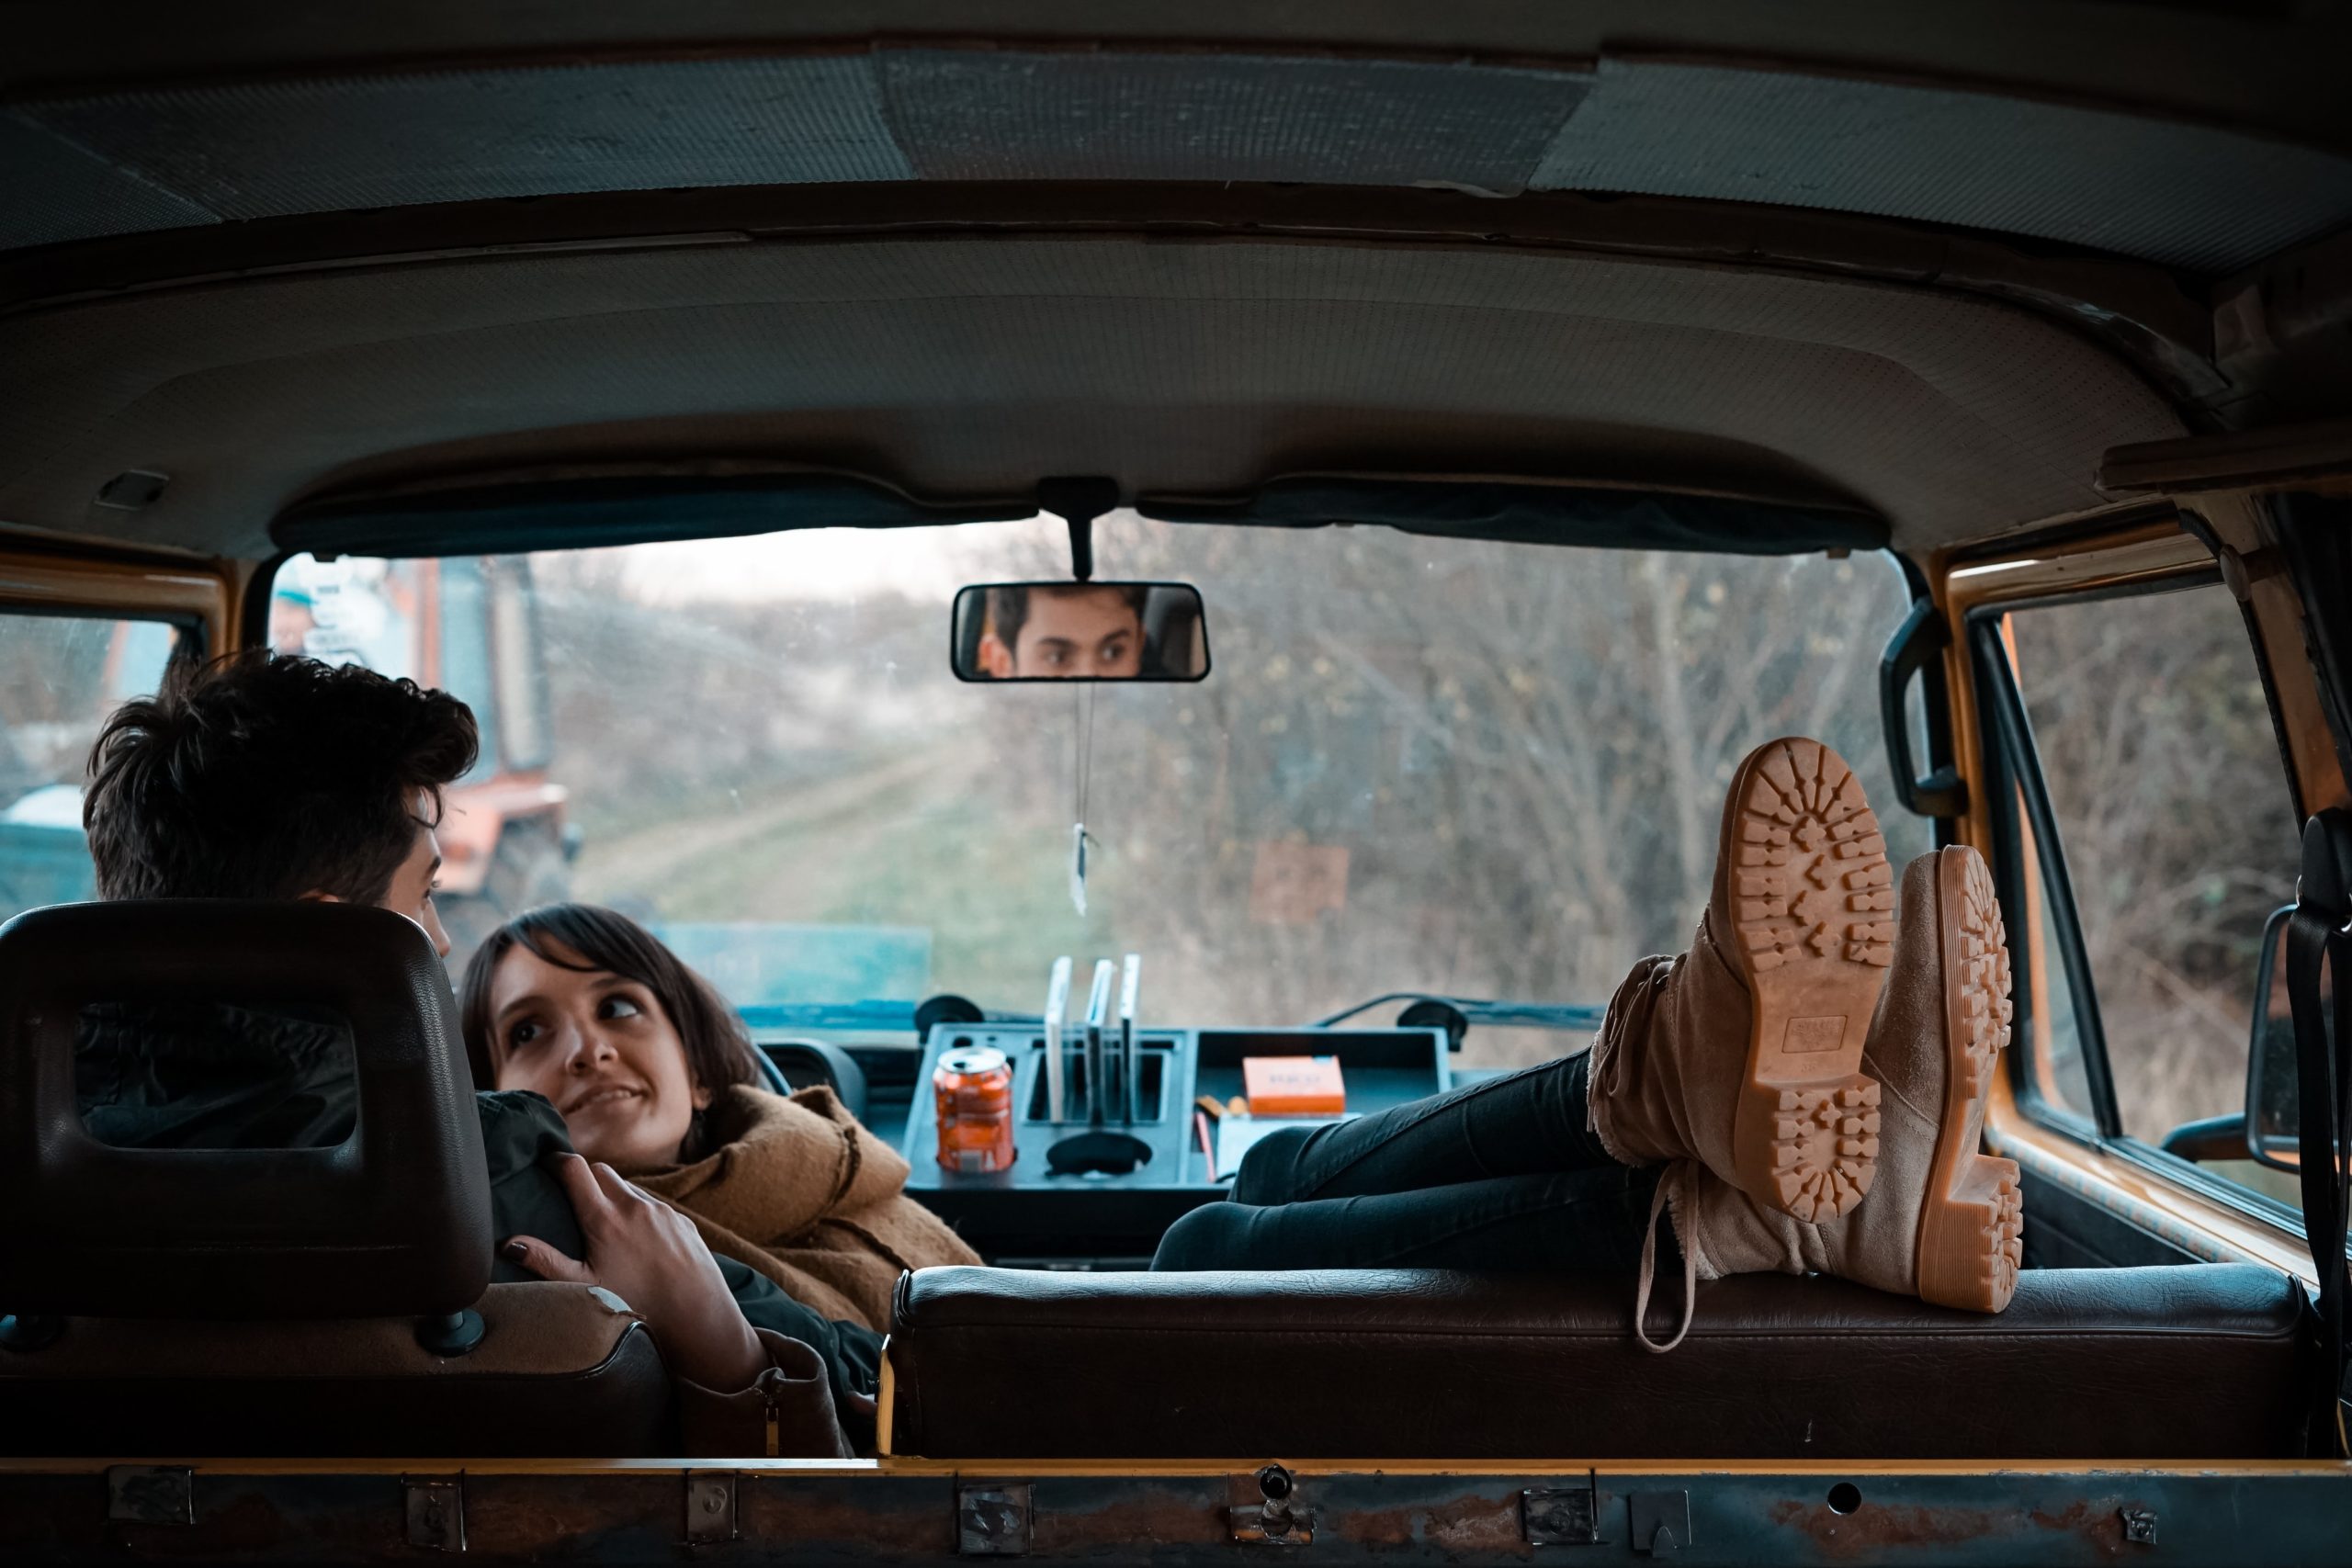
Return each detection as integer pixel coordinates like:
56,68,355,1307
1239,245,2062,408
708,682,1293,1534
1151,1051,1662,1274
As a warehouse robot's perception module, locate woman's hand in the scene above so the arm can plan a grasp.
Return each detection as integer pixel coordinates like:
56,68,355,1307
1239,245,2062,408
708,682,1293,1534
502,1152,766,1393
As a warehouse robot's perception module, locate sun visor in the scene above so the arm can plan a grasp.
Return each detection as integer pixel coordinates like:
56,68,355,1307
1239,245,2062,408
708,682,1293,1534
1141,477,1888,556
273,471,1032,558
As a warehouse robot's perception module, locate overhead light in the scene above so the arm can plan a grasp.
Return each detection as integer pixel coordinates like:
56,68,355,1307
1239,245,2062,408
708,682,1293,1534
95,469,170,510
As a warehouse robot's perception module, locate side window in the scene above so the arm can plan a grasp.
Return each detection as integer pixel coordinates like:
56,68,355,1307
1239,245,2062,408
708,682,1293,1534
436,558,502,778
0,611,188,920
1997,577,2301,1195
485,557,550,772
2008,798,2100,1127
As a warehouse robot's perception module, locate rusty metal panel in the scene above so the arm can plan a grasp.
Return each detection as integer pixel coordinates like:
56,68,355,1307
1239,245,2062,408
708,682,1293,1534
0,1464,2346,1564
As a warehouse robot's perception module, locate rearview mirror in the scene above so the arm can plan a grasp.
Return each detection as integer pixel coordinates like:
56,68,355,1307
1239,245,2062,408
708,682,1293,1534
952,581,1210,682
2245,904,2302,1170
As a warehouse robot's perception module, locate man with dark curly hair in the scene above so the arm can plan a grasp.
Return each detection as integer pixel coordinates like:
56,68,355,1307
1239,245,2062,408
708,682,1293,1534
74,652,878,1453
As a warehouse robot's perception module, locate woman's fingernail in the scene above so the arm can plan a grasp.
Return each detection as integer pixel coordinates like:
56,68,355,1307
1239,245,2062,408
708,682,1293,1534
501,1241,528,1263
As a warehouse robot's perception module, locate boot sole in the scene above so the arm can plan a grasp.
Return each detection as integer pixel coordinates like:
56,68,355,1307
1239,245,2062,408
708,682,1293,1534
1723,738,1894,1223
1915,845,2025,1314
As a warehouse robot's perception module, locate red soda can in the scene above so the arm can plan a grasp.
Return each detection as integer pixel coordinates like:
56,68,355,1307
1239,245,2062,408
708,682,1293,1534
934,1045,1017,1173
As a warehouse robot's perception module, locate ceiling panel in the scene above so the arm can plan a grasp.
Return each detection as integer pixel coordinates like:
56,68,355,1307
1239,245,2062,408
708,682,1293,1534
17,57,911,222
0,237,2182,558
5,49,2347,271
0,111,218,250
1532,60,2352,271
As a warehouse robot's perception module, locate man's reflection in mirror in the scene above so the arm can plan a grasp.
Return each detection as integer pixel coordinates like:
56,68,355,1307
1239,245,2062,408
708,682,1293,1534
978,583,1148,678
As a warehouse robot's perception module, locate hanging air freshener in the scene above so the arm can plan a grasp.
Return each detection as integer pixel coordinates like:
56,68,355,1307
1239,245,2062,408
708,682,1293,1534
1069,683,1096,916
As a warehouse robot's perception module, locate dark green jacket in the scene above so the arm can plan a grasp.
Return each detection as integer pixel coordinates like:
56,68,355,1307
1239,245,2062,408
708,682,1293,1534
74,1001,885,1448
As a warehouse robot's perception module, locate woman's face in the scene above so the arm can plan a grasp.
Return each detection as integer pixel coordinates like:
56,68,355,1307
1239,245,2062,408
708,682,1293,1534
486,939,708,1171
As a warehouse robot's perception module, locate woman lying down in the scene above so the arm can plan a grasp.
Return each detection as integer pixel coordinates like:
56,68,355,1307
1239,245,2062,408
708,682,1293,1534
463,907,978,1457
476,733,2019,1438
458,904,979,1445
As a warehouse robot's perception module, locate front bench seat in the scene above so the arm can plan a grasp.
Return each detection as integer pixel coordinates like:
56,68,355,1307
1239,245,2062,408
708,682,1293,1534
886,1263,2312,1460
0,901,673,1456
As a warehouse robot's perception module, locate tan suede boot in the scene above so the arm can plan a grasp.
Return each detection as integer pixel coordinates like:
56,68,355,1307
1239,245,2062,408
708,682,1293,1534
1591,737,1894,1222
1668,845,2024,1323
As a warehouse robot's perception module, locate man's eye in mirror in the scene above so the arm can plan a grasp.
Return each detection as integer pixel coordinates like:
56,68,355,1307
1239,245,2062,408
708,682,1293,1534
952,581,1211,682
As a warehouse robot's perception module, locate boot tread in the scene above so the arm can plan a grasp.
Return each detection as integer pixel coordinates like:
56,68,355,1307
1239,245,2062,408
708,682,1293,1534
1916,846,2024,1314
1723,738,1894,1222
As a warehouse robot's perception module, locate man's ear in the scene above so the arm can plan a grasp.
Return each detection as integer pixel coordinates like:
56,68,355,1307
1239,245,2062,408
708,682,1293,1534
978,634,1014,678
297,891,345,904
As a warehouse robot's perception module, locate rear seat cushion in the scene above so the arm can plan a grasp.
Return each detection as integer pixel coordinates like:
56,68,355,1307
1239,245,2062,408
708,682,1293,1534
888,1264,2311,1460
0,1282,674,1456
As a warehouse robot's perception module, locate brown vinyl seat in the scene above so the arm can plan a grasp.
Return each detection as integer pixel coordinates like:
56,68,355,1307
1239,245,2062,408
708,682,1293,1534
0,901,673,1457
886,1262,2312,1461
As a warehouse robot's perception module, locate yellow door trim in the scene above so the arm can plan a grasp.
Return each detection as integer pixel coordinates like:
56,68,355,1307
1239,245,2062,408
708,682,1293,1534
0,547,234,650
1937,513,2319,1282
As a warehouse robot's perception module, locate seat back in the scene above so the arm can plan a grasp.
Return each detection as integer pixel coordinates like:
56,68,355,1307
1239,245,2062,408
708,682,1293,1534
0,902,673,1456
0,900,488,1318
888,1263,2312,1460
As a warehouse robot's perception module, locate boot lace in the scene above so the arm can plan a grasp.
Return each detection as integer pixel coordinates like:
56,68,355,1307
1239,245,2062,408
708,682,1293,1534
1632,1160,1701,1354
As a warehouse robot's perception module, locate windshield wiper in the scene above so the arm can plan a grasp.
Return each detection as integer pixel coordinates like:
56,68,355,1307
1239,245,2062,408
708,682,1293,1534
1308,992,1608,1034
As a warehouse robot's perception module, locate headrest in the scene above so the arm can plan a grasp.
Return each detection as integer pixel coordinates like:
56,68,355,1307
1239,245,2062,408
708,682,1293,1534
0,901,491,1319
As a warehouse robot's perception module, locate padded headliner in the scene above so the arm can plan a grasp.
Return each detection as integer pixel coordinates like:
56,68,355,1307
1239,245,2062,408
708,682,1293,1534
6,48,2350,270
0,235,2182,559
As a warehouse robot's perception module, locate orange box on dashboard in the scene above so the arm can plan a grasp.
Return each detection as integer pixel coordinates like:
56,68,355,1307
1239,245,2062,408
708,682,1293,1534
1242,1055,1346,1116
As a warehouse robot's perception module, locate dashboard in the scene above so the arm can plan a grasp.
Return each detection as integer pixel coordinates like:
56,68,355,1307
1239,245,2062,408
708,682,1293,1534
888,1023,1454,1264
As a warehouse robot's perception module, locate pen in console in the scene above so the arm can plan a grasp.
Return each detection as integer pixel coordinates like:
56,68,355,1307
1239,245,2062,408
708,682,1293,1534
1043,955,1072,1123
1118,952,1141,1124
1082,958,1115,1126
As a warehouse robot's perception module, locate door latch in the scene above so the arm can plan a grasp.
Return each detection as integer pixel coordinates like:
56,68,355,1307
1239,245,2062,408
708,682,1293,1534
1629,1490,1690,1556
958,1483,1032,1556
1522,1483,1600,1545
105,1465,192,1526
685,1473,737,1545
1230,1465,1314,1546
402,1476,465,1552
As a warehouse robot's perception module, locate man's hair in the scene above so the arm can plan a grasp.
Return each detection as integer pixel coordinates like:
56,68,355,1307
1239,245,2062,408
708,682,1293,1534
987,582,1148,649
459,902,763,1155
85,651,479,903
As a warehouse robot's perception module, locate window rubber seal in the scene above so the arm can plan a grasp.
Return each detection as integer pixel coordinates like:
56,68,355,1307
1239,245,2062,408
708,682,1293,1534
1967,605,2125,1139
1966,566,2327,1254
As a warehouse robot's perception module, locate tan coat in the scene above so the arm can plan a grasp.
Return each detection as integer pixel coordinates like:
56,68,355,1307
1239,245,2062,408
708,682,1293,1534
636,1083,979,1333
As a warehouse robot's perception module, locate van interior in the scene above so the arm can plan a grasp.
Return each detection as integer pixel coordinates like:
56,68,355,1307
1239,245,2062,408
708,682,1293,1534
2,6,2351,1563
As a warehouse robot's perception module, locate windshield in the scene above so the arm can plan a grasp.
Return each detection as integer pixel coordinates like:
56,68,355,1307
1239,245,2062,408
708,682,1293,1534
279,515,1925,1070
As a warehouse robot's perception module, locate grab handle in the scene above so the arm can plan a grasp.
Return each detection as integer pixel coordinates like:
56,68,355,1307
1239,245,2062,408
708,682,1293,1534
1880,597,1969,818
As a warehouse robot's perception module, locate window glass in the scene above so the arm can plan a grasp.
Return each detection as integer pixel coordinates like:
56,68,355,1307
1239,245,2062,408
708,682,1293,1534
276,555,424,678
435,558,501,780
2005,580,2301,1168
283,555,503,775
288,518,1925,1051
487,558,550,771
2011,786,2099,1124
0,612,185,920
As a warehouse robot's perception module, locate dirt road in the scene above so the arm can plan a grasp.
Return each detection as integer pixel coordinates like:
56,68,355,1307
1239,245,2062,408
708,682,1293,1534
573,750,945,918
